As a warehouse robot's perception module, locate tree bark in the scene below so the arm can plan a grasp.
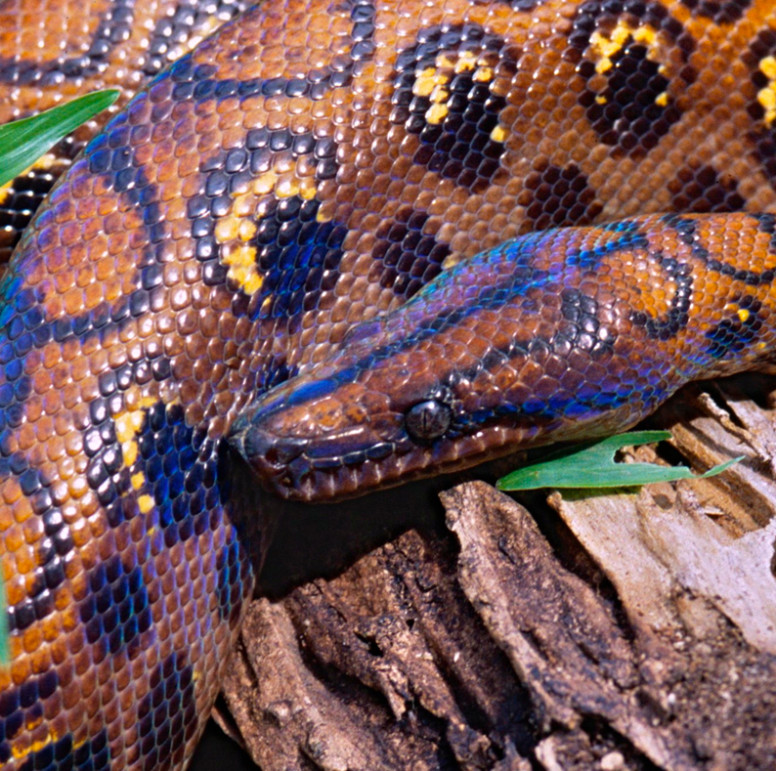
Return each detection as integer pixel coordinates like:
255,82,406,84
215,372,776,770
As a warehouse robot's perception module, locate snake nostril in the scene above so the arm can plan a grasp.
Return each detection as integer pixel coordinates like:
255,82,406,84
232,424,306,470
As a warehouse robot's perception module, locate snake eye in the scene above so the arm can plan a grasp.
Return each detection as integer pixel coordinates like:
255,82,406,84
404,399,452,443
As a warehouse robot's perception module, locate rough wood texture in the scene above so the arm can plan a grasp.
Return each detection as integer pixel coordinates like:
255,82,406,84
216,373,776,770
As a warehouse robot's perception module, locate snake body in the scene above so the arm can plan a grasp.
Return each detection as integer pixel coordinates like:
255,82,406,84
232,211,776,500
1,0,776,768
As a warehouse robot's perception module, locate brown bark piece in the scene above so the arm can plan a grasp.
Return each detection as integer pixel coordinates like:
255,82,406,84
218,374,776,770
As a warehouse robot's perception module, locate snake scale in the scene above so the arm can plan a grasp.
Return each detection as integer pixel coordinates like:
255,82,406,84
1,0,776,768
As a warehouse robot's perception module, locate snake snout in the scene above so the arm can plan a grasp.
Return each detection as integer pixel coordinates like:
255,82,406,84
228,374,414,500
239,426,308,469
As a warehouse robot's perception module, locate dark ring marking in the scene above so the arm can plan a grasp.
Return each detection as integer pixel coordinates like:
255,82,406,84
569,0,696,156
78,554,153,660
190,130,346,338
669,162,747,213
706,294,763,359
680,0,752,25
169,0,376,104
745,28,776,189
370,207,450,300
390,23,517,193
519,161,604,230
629,250,693,340
142,0,251,77
663,213,776,285
0,0,135,86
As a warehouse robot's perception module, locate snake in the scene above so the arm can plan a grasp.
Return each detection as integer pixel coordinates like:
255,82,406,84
1,0,776,768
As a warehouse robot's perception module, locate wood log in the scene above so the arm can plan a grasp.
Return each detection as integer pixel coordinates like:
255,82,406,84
211,372,776,770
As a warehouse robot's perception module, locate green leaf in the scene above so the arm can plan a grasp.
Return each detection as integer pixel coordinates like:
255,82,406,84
497,430,743,491
0,89,119,188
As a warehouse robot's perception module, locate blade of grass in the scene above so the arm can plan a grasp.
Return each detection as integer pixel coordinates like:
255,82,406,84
0,89,119,187
497,430,743,491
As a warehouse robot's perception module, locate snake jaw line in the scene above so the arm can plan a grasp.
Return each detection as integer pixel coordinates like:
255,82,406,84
4,0,776,766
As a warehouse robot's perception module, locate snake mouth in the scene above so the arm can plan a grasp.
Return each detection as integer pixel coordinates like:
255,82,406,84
229,379,417,502
231,420,412,501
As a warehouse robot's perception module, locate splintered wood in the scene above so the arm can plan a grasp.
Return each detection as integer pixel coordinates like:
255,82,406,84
217,373,776,770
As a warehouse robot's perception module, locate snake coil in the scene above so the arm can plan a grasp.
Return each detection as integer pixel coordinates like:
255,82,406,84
1,0,776,768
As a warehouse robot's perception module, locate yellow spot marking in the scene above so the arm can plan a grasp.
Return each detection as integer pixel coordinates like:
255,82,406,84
654,91,669,107
275,176,300,198
222,244,263,294
454,50,478,73
429,84,449,104
316,206,333,223
760,55,776,80
473,66,493,83
11,730,58,760
758,87,776,126
590,21,659,75
590,25,629,73
231,191,255,218
631,25,657,47
138,495,155,514
123,440,138,467
758,58,776,127
490,125,507,143
238,218,257,242
210,163,320,295
253,171,278,195
426,103,449,124
115,409,144,468
230,266,262,294
214,216,241,242
413,67,448,98
300,178,317,200
114,395,157,509
737,308,750,322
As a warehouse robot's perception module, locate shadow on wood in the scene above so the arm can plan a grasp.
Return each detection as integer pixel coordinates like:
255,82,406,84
214,372,776,770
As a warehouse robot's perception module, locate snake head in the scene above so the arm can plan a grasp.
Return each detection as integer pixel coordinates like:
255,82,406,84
228,230,655,501
228,331,514,501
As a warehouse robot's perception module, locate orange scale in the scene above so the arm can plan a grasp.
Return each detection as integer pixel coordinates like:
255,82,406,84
12,540,39,582
30,363,55,395
14,419,40,451
21,623,46,656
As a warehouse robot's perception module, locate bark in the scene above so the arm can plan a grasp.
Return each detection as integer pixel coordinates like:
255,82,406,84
214,372,776,770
